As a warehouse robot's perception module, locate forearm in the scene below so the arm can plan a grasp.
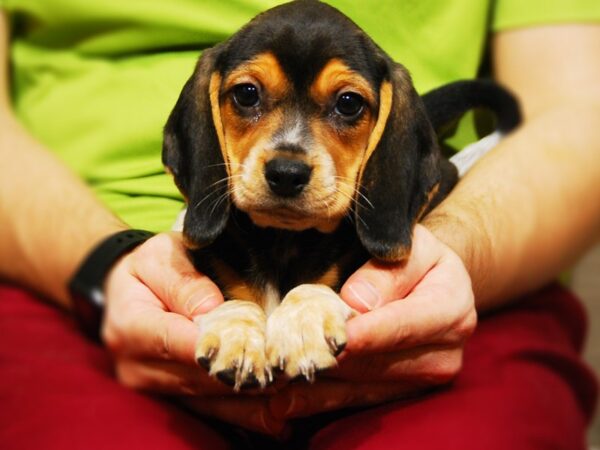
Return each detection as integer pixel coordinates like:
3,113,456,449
424,103,600,312
0,113,127,307
0,11,125,307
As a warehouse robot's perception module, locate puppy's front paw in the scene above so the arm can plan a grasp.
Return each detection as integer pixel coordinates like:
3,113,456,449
195,300,272,391
266,284,354,382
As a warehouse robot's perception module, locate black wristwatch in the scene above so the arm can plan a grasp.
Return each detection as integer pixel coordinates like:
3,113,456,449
68,229,155,341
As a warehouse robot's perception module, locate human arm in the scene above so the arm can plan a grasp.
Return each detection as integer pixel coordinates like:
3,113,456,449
426,24,600,311
0,11,127,307
0,11,257,411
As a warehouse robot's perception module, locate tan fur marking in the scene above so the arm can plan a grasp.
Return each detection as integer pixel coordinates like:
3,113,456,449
381,245,410,262
416,182,440,223
219,52,290,175
359,80,393,183
309,58,377,218
378,183,440,262
311,265,339,289
211,259,264,305
248,210,342,233
222,108,284,173
311,59,375,106
307,116,374,220
209,73,230,176
223,52,288,99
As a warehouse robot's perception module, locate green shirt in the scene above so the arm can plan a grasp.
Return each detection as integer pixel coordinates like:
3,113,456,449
3,0,599,231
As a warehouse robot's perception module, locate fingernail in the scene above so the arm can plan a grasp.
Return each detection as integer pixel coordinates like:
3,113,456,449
186,294,218,318
348,280,381,311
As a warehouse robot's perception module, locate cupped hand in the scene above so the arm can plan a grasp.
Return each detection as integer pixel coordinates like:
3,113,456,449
101,231,285,433
102,232,229,394
333,224,477,383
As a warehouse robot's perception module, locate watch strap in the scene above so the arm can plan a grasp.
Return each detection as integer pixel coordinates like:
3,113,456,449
69,229,155,340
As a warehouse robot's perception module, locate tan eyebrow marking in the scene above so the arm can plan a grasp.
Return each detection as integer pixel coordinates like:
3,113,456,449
310,58,376,107
222,51,289,99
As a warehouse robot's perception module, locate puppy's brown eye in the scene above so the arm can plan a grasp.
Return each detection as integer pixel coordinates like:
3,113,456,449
335,92,364,118
233,83,260,108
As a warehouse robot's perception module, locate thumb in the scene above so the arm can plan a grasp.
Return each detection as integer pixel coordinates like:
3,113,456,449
340,225,442,312
340,260,405,312
128,232,224,319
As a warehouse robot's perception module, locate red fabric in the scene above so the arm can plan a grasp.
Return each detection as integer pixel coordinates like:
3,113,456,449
0,284,596,450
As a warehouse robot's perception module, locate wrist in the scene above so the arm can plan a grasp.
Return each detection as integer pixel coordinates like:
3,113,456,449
56,219,128,305
68,229,155,340
422,202,493,309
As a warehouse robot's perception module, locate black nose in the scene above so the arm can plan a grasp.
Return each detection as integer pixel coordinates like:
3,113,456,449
264,158,312,198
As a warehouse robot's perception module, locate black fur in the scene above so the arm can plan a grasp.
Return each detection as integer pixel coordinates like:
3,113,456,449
423,79,522,134
163,0,521,300
191,211,368,300
355,63,448,260
163,45,231,245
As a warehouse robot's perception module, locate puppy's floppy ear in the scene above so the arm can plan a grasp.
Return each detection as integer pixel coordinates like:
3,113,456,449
355,63,456,262
163,45,230,247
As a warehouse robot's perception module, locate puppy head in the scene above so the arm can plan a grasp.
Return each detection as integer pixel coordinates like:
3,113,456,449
164,0,444,261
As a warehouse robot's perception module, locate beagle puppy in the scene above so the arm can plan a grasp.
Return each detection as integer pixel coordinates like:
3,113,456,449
163,0,520,390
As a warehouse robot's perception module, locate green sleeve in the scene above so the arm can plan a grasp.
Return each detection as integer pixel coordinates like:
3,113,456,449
493,0,600,30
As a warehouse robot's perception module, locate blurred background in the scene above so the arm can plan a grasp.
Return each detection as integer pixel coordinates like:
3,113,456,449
573,243,600,446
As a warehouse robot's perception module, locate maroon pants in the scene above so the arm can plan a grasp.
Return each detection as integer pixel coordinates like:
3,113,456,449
0,284,596,449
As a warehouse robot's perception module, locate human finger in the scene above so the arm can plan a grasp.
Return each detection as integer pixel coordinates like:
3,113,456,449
340,225,444,312
114,358,235,396
345,250,476,353
103,273,201,365
129,232,224,318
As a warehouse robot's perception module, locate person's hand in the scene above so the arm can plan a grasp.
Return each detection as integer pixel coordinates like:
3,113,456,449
261,224,476,424
249,225,476,425
102,232,232,395
332,224,477,384
102,232,290,431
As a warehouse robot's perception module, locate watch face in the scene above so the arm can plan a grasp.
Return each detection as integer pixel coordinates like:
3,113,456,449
71,291,104,342
89,287,105,308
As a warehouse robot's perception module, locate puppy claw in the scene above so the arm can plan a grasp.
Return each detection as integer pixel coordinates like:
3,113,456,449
326,337,338,353
241,372,261,390
278,357,286,372
266,367,274,384
301,362,317,383
216,368,237,387
326,337,346,356
197,356,211,370
196,347,217,370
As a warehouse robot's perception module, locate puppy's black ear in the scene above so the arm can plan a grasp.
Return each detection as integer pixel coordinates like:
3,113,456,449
163,45,230,247
355,63,457,262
